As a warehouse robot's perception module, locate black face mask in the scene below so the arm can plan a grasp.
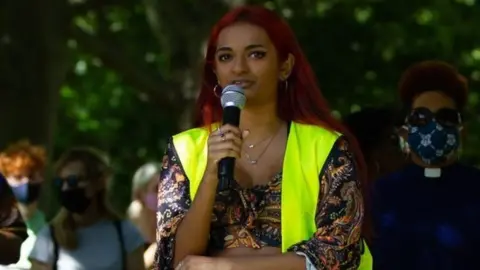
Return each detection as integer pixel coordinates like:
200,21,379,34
59,188,92,214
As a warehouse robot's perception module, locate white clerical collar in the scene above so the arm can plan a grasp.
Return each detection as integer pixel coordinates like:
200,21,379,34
424,168,442,178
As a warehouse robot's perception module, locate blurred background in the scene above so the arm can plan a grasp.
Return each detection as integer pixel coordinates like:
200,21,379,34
1,0,479,217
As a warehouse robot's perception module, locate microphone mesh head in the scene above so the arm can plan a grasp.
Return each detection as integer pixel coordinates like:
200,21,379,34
220,85,246,109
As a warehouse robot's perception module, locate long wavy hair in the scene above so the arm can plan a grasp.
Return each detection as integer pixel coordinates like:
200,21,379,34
193,5,371,242
50,147,121,250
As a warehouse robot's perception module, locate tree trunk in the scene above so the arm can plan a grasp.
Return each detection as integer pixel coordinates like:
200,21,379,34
0,0,71,217
0,0,70,150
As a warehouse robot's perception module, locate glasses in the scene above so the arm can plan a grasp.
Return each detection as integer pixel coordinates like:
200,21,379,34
407,107,462,128
53,175,85,189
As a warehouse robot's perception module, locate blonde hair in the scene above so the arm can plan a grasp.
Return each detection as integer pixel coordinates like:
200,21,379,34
50,147,121,250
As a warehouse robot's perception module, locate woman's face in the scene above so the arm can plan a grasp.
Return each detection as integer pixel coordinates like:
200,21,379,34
214,22,289,105
57,161,102,198
403,91,462,166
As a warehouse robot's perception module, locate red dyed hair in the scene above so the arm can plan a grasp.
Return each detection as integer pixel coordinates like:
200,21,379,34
193,5,371,241
0,140,47,178
399,60,468,111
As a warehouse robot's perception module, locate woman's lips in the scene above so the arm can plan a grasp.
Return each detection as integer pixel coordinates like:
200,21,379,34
232,80,254,89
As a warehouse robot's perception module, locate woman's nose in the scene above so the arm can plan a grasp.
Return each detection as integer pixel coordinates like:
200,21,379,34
232,56,248,75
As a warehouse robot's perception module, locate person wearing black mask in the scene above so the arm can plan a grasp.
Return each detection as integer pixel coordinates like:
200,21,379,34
28,147,145,270
371,60,480,270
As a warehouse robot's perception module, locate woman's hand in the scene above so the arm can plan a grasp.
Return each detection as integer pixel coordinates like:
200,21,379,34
176,256,233,270
204,124,249,178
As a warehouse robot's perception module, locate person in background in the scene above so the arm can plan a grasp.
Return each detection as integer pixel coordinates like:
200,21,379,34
343,107,406,183
127,162,160,269
372,60,480,269
0,173,26,266
0,141,47,269
29,147,145,270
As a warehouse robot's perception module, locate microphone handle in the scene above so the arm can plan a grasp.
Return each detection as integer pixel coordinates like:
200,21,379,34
217,106,241,191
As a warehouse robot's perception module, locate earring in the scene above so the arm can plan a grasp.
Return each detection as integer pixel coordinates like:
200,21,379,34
284,79,289,90
213,84,221,98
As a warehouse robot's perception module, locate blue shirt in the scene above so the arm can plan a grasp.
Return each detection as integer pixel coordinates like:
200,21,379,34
372,163,480,270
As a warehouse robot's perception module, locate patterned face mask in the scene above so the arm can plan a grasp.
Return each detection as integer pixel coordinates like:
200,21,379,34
407,120,460,165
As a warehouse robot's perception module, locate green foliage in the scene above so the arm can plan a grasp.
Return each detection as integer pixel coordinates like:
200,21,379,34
52,0,480,211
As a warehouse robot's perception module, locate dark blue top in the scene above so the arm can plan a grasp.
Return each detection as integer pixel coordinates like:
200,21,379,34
372,163,480,270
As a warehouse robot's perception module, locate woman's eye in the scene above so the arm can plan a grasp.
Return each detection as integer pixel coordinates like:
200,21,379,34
250,51,266,58
217,54,231,62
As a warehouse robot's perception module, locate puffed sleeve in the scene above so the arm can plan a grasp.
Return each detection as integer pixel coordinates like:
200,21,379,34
288,137,364,269
154,138,192,270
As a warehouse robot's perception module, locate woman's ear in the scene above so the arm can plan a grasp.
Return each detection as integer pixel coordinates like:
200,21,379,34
279,53,295,81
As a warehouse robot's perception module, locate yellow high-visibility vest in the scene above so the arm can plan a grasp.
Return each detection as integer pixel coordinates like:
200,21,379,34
172,122,372,269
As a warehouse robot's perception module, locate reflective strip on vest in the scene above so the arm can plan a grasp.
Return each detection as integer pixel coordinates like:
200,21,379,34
172,122,372,269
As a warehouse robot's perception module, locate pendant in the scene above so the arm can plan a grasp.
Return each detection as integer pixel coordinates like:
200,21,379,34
248,144,254,148
250,160,257,165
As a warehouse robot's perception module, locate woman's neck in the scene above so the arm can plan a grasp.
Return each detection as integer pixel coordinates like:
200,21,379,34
240,102,284,142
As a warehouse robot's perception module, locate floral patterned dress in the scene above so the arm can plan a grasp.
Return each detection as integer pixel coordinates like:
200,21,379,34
155,136,364,269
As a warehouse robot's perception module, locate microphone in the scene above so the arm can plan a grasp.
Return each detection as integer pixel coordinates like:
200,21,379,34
217,84,246,191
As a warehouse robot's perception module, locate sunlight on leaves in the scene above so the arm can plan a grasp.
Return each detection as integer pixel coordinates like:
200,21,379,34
75,60,88,75
78,120,100,131
351,42,361,52
68,0,86,4
91,58,103,67
471,70,480,81
468,92,479,106
331,110,341,119
365,71,377,80
282,8,293,18
455,0,476,6
382,47,395,61
67,39,77,49
60,86,77,99
73,11,97,34
415,9,434,25
350,104,361,113
355,7,372,24
73,107,89,120
471,48,480,60
109,87,124,108
136,147,147,158
316,2,333,16
104,119,123,129
264,1,275,10
145,52,156,63
110,22,124,32
461,52,474,65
